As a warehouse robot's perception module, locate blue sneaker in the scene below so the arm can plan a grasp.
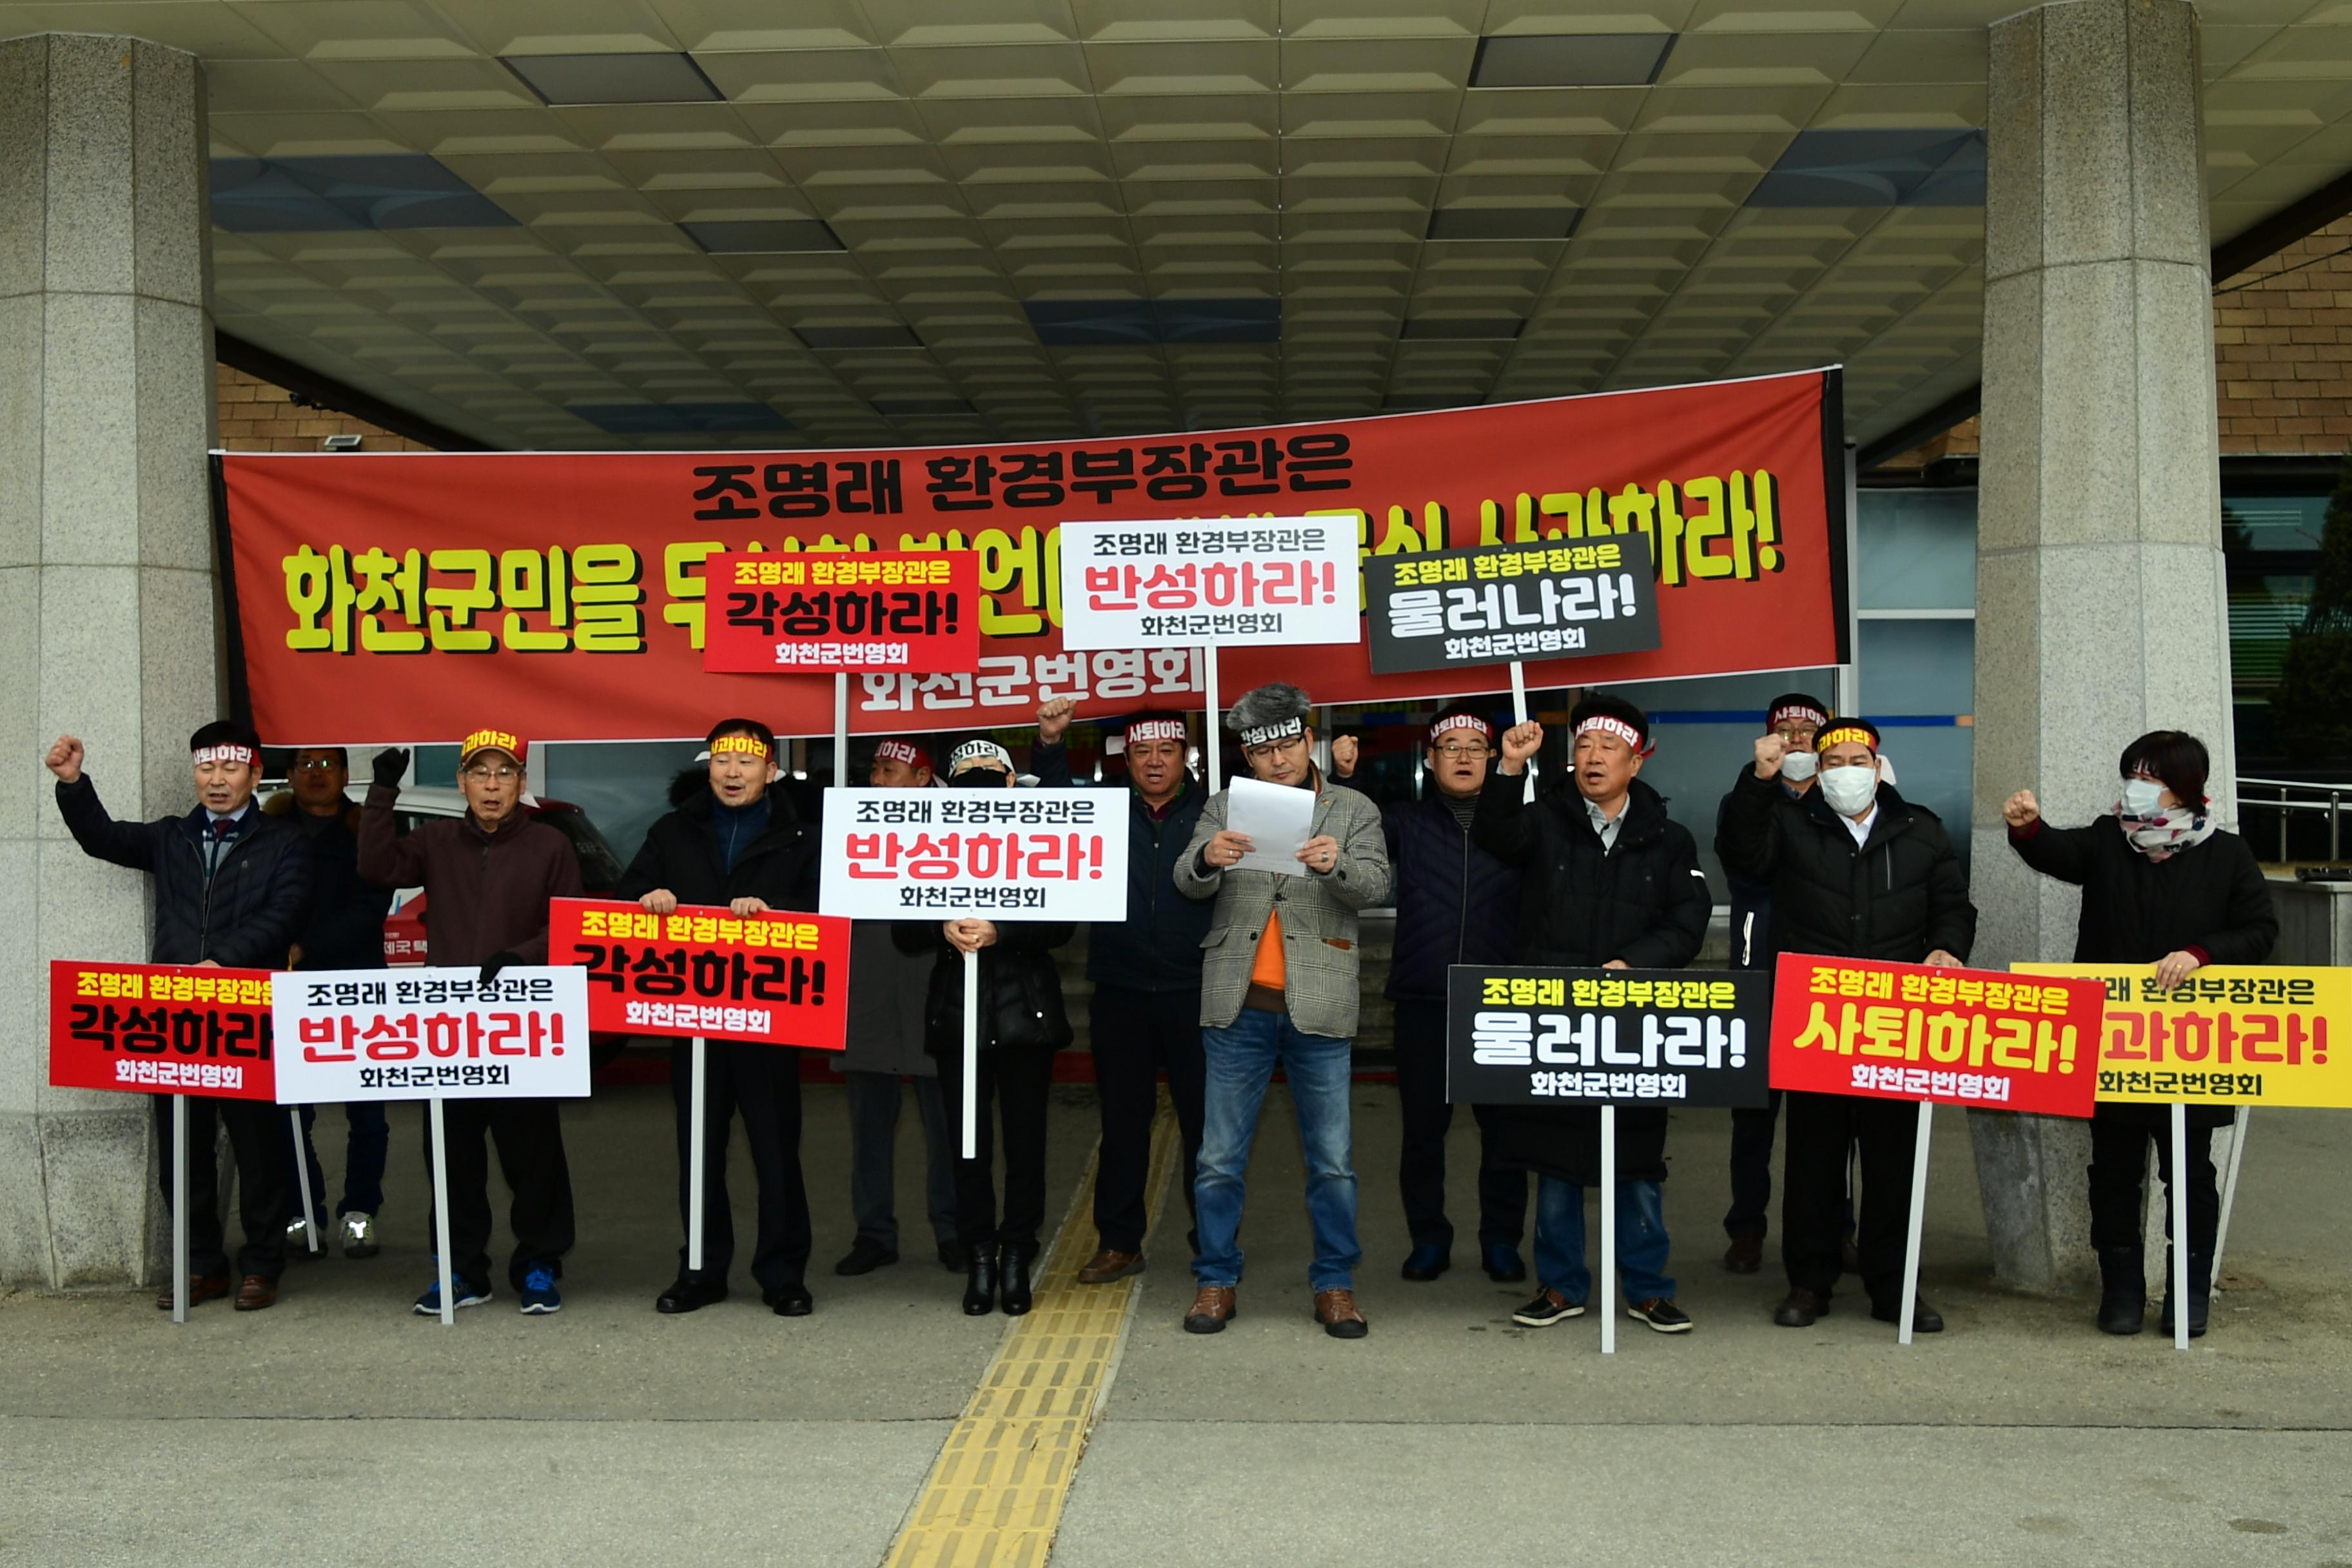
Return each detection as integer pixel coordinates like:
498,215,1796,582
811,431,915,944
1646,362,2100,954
518,1266,561,1315
412,1275,491,1314
1482,1242,1528,1284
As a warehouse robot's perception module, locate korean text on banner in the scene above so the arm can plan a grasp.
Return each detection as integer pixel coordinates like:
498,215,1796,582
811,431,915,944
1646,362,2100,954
219,368,1845,742
1769,953,2104,1117
1367,533,1662,676
1055,516,1361,650
818,786,1129,922
701,550,979,675
48,961,279,1101
552,897,849,1050
1446,965,1771,1108
2014,963,2346,1108
273,966,593,1103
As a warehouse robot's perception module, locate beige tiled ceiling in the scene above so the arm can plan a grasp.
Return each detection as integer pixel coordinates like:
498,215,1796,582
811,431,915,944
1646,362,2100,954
8,0,2349,447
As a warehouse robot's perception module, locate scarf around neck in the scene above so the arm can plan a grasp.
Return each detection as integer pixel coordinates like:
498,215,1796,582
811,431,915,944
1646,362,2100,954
2114,799,2217,863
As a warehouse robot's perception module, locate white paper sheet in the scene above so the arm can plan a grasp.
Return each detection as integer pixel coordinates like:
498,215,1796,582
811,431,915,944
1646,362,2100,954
1224,777,1316,876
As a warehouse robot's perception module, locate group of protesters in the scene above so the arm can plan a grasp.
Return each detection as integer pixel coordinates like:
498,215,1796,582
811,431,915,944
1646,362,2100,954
46,677,2274,1342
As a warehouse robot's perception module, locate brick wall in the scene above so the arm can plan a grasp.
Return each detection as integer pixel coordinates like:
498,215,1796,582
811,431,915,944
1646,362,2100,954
214,365,435,453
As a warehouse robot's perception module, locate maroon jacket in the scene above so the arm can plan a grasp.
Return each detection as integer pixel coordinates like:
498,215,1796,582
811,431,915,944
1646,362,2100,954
357,785,581,966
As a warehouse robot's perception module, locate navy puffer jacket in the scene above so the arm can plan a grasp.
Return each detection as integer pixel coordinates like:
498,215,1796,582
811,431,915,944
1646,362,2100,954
1382,791,1523,1003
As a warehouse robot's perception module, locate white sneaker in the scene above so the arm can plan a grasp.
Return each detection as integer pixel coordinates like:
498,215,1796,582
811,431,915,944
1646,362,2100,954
340,1211,379,1259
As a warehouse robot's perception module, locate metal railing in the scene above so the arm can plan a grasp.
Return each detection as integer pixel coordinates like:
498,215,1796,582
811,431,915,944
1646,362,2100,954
2239,776,2352,862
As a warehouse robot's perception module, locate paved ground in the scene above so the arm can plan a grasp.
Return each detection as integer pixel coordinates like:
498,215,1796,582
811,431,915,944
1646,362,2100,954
3,1077,2347,1565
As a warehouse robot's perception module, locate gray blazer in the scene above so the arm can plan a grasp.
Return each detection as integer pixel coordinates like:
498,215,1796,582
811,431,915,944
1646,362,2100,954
1174,778,1391,1040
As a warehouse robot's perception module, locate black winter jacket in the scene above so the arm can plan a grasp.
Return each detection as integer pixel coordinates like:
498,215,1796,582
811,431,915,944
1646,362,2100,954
1471,770,1713,1186
894,919,1075,1056
1717,769,1975,965
1382,790,1523,1003
2008,818,2276,966
263,794,393,971
1717,764,1808,972
615,789,822,916
1032,740,1211,994
57,776,312,968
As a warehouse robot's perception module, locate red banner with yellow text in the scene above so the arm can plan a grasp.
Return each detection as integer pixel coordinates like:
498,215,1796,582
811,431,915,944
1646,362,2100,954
218,369,1845,743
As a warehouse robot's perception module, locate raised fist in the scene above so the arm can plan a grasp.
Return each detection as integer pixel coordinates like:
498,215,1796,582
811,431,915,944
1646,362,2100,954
2003,790,2039,829
1753,733,1786,779
371,747,411,790
1037,696,1075,746
45,735,84,783
1500,721,1543,769
1329,734,1359,776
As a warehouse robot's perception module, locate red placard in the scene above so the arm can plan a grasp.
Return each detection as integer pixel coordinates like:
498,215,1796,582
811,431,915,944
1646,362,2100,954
701,549,979,675
550,897,848,1050
48,961,279,1101
1768,953,2104,1118
219,368,1846,742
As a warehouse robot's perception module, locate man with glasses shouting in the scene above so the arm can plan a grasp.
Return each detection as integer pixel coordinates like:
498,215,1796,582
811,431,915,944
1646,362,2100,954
359,727,582,1317
1175,683,1390,1340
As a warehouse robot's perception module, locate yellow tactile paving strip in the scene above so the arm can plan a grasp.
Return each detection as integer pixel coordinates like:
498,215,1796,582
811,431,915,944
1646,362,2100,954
884,1097,1179,1568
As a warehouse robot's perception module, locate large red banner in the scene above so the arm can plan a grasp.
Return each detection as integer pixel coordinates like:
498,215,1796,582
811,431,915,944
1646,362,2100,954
219,369,1844,742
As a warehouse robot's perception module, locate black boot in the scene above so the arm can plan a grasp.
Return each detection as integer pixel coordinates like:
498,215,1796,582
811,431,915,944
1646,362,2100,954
999,1243,1037,1317
2096,1245,2145,1335
962,1244,998,1317
2159,1251,2211,1338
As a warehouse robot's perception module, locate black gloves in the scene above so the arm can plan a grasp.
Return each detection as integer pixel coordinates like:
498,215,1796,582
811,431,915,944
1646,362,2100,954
371,747,411,790
478,950,522,986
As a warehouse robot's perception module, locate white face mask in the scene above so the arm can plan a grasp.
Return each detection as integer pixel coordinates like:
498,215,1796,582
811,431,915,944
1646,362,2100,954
2120,777,2166,818
1819,763,1878,818
1779,749,1818,782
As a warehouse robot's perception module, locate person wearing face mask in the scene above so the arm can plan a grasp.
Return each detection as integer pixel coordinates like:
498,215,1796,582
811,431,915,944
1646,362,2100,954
894,739,1075,1318
1381,707,1531,1284
1721,717,1975,1334
617,719,824,1318
2003,730,2275,1338
1176,683,1391,1339
48,723,313,1311
1715,693,1832,1275
1475,694,1713,1335
1032,699,1213,1285
360,727,583,1317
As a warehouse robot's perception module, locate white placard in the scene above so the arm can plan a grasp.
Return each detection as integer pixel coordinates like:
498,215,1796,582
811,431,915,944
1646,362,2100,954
819,787,1130,922
1224,777,1316,876
273,966,593,1104
1055,516,1362,651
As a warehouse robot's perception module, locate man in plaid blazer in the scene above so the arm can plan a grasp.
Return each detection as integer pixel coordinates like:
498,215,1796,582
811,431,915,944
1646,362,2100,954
1173,683,1391,1340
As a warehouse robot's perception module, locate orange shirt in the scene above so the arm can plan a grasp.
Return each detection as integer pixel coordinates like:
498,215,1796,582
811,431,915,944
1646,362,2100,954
1249,909,1286,993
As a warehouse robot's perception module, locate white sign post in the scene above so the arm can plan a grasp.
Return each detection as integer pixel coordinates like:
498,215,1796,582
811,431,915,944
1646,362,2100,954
275,966,593,1325
288,1108,320,1256
170,1095,190,1325
1897,1099,1934,1346
1600,1105,1616,1357
2170,1103,2192,1351
2213,1106,2252,1289
688,1035,709,1272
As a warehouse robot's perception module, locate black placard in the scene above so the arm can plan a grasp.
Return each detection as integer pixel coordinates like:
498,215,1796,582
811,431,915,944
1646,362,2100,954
1366,533,1661,676
1446,965,1772,1108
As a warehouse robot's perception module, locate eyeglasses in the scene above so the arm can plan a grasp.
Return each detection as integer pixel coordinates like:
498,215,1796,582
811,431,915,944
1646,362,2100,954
462,765,521,782
291,758,343,773
1243,735,1309,760
1432,742,1491,759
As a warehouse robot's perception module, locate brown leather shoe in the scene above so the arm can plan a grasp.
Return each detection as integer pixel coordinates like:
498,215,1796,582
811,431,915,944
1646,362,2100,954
155,1275,230,1311
1182,1285,1237,1333
233,1275,279,1311
1313,1288,1368,1339
1077,1248,1145,1284
1723,1232,1764,1274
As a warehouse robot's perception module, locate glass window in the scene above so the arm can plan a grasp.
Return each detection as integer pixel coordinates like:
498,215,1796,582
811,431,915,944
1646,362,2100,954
1858,489,1976,611
1857,618,1974,716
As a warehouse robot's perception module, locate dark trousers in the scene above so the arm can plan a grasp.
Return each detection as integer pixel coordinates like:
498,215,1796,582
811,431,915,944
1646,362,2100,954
1724,1090,1783,1239
154,1093,289,1280
1090,984,1208,1255
288,1102,391,1226
424,1097,575,1291
673,1039,812,1292
846,1071,957,1251
935,1043,1054,1251
2087,1101,2231,1257
1782,1090,1916,1302
1391,999,1527,1250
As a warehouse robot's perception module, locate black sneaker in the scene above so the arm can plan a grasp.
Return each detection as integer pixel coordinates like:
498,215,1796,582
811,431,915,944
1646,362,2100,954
1627,1297,1692,1333
1510,1288,1585,1327
1870,1295,1943,1333
832,1238,897,1277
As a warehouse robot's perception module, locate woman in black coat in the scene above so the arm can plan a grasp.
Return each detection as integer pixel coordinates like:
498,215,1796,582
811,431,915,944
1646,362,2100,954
2004,729,2278,1339
894,738,1074,1317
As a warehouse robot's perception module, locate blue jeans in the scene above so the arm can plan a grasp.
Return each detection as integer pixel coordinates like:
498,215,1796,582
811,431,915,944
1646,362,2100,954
288,1102,390,1224
1533,1174,1674,1305
1193,1008,1359,1292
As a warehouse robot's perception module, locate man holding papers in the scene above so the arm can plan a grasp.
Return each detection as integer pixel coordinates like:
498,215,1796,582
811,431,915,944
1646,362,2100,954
1175,683,1390,1340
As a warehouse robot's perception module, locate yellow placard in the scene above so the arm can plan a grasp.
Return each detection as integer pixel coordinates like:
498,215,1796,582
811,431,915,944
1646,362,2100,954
2012,963,2349,1108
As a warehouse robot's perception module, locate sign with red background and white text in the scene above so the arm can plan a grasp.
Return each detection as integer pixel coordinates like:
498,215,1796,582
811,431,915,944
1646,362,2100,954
272,966,591,1102
48,961,279,1101
818,786,1127,921
1769,954,2104,1117
551,897,848,1049
701,549,979,674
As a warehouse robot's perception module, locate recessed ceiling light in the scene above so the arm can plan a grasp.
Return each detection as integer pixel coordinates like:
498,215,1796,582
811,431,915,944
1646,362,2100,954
683,219,844,255
1400,317,1524,341
795,324,926,350
1025,299,1280,346
1746,129,1986,208
1426,207,1582,242
502,52,721,107
1469,33,1674,89
210,155,514,232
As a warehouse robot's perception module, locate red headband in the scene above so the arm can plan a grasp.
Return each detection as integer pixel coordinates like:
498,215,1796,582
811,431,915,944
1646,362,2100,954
1767,701,1828,734
191,745,259,767
1574,715,1652,756
1429,713,1493,745
1125,718,1187,747
876,740,931,770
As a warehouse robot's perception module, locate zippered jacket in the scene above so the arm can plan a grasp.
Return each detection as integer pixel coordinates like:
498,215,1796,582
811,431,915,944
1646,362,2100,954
1382,791,1523,1002
56,774,312,967
1032,739,1212,993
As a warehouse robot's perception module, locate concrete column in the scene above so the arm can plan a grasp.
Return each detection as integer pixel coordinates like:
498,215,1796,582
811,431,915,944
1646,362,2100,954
1968,0,2230,1293
0,36,219,1287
